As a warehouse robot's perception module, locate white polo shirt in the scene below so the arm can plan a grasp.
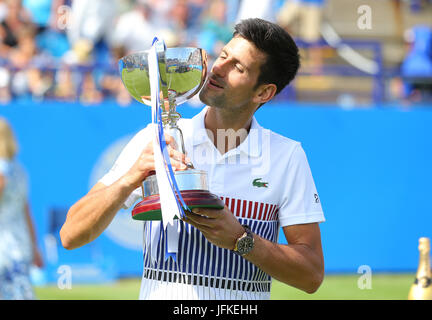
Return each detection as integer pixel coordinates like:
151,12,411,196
99,106,325,300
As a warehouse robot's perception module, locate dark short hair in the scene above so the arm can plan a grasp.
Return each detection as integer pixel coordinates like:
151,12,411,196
233,18,300,95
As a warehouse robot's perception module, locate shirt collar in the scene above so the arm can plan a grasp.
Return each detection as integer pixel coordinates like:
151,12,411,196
191,106,263,158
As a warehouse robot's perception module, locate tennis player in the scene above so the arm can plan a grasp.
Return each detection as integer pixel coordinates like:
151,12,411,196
60,18,325,300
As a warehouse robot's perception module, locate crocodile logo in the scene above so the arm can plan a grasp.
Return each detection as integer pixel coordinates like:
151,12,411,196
253,178,268,188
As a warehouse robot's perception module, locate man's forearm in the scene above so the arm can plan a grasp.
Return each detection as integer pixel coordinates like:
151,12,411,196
243,234,324,294
60,135,189,250
60,177,135,250
183,207,325,294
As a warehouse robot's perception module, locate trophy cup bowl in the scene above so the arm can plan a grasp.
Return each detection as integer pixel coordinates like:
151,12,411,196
119,46,225,220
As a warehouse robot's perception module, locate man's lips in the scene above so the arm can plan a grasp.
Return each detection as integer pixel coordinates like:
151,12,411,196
207,77,224,89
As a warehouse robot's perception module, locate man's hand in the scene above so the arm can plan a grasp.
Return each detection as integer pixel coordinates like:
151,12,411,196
60,134,190,250
122,134,190,189
183,205,324,294
183,206,245,250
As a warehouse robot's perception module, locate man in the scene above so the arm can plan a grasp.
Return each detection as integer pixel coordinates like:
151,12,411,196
60,18,325,300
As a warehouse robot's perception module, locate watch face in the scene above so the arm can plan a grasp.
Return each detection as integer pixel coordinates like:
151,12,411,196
237,237,254,255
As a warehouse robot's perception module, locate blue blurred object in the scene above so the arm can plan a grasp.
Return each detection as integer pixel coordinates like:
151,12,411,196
410,0,423,13
302,0,325,5
280,0,325,4
22,0,53,27
400,25,432,100
36,29,70,58
401,25,432,77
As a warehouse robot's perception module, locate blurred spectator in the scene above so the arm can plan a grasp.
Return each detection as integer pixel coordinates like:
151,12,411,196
79,71,103,105
0,117,44,300
8,24,55,101
66,0,117,48
225,0,240,26
0,0,7,22
109,0,160,53
53,65,76,101
196,0,232,60
26,67,54,101
277,0,326,72
35,27,70,60
401,26,432,77
62,37,93,65
61,0,117,107
187,0,207,35
0,0,33,57
32,0,70,60
408,0,432,13
21,0,54,33
99,45,132,106
399,25,432,101
9,25,37,68
167,0,191,46
0,66,10,103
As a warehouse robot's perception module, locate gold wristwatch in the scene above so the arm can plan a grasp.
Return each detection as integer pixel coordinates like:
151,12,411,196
233,225,254,256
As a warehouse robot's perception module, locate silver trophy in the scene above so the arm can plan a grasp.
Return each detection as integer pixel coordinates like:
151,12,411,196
119,43,224,220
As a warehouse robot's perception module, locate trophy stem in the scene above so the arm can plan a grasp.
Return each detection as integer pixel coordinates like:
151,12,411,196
161,111,169,126
162,113,187,157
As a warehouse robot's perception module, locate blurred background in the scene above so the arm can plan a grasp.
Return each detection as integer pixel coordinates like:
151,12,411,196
0,0,431,299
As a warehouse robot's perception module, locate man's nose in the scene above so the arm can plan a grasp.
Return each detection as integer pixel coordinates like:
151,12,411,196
211,58,229,78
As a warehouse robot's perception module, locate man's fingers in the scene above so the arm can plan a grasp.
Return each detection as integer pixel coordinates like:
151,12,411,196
167,146,187,162
164,134,178,149
143,134,176,152
166,146,191,171
191,207,223,219
143,141,154,153
183,212,214,230
171,158,187,171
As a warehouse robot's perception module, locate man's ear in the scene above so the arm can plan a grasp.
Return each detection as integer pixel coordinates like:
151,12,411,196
253,84,277,105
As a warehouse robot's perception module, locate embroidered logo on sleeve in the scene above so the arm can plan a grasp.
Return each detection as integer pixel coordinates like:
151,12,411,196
314,194,320,203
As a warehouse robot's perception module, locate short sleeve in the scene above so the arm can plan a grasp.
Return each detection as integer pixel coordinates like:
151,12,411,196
278,144,325,227
99,125,152,209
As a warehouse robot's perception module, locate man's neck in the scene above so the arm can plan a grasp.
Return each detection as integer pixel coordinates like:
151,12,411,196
204,106,255,154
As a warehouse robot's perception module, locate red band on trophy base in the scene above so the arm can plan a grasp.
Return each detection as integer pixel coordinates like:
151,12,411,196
131,190,225,221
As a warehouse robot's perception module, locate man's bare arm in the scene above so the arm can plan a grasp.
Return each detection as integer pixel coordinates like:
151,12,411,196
243,223,324,294
184,208,324,294
60,136,188,250
60,179,135,250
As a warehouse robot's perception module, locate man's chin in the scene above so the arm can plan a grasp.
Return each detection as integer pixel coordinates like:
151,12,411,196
199,89,213,107
199,89,224,108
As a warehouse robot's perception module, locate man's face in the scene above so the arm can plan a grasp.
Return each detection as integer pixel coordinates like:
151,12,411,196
199,36,267,111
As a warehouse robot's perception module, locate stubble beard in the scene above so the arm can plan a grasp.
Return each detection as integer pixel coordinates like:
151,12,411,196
199,85,226,109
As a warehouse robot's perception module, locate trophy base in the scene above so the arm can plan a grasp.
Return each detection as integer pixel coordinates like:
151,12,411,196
131,190,225,221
